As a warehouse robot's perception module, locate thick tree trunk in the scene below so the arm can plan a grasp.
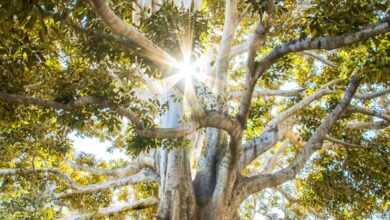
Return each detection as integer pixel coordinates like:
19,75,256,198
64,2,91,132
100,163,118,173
156,92,196,219
155,92,237,220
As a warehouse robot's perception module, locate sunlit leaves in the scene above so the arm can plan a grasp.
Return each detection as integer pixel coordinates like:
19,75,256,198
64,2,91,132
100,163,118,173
296,133,389,219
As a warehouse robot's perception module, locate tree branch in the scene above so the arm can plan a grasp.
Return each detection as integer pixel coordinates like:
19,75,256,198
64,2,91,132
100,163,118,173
267,80,339,128
247,22,267,74
237,75,360,200
66,156,154,177
59,197,158,220
236,24,268,125
0,168,79,190
237,17,389,125
347,106,390,122
254,17,390,79
0,92,241,138
239,80,339,169
214,0,239,106
301,51,337,68
88,0,175,66
354,88,390,100
230,88,304,99
324,136,367,149
199,111,242,138
260,141,290,173
55,169,159,199
346,120,389,130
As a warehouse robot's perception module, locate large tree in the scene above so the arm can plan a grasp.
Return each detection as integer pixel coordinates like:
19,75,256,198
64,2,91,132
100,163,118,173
0,0,389,219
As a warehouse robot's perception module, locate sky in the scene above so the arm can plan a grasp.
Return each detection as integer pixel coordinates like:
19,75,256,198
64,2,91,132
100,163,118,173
69,133,129,161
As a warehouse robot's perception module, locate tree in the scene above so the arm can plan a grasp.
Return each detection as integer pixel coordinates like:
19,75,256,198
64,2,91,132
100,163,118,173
0,0,389,219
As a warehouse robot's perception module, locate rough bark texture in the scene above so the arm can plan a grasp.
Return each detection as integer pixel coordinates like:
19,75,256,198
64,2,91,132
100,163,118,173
156,94,196,220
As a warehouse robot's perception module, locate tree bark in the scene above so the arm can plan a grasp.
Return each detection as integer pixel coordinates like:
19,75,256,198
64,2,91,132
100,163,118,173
156,92,196,220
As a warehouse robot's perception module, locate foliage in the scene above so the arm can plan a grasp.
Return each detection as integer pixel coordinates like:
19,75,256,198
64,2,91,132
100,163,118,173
0,0,389,219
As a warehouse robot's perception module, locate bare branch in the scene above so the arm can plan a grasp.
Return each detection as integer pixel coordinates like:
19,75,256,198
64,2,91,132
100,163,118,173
355,88,390,100
254,18,390,79
199,111,242,138
267,80,339,127
0,92,241,138
236,22,268,125
301,51,337,68
56,169,159,199
248,22,267,74
239,127,279,170
346,120,389,130
253,88,305,97
237,75,360,200
239,80,339,169
325,136,367,148
60,197,158,220
66,156,154,177
88,0,174,66
214,0,239,104
230,88,304,99
347,106,390,122
237,17,389,124
0,167,158,200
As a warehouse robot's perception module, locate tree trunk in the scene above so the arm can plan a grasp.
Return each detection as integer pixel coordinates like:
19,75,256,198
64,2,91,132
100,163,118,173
155,92,237,220
156,92,196,219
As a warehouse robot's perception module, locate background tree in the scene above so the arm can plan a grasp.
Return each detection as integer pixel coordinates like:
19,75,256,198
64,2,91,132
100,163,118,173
0,0,389,219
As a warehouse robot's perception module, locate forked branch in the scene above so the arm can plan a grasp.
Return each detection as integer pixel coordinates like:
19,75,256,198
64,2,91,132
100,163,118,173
239,80,339,169
238,17,390,124
236,75,360,203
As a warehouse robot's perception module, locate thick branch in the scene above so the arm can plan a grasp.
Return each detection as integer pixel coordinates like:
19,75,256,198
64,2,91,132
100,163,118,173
199,111,242,138
236,24,267,125
60,197,158,220
254,18,390,79
89,0,174,66
248,23,267,74
0,92,196,138
214,0,239,106
0,92,240,138
239,80,338,169
56,169,159,199
237,17,389,124
238,75,360,200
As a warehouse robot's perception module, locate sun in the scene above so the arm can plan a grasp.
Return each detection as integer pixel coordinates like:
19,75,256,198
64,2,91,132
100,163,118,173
173,59,198,82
